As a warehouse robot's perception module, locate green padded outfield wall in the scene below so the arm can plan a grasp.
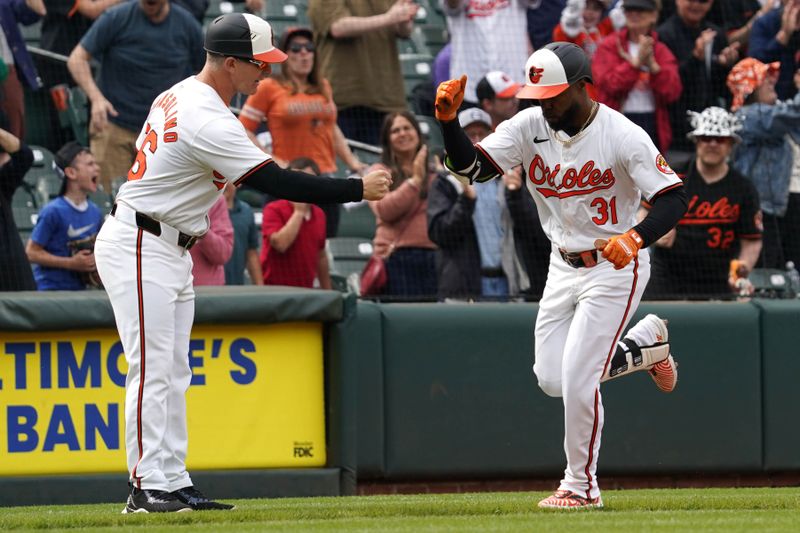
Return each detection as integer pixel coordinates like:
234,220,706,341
367,301,763,480
601,302,762,474
752,300,800,471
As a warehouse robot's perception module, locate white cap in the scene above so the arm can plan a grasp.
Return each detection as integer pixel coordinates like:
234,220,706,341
517,42,593,99
458,108,492,129
476,71,522,100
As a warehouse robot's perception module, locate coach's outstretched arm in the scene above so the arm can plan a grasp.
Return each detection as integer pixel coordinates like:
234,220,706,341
435,75,502,184
243,160,392,203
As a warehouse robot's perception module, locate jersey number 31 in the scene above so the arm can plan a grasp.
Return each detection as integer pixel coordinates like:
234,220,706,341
591,197,618,225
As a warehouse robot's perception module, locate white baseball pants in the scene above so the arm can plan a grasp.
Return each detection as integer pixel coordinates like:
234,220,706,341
95,208,195,492
533,246,650,500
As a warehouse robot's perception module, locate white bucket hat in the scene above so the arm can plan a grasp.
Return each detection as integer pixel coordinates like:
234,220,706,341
686,107,742,143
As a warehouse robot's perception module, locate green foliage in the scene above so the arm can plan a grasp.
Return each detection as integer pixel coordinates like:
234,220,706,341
1,488,799,531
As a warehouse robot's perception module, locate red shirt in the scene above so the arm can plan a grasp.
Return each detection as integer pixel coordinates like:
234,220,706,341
261,200,326,288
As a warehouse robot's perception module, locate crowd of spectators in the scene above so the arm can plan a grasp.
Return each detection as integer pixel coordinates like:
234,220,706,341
0,0,798,302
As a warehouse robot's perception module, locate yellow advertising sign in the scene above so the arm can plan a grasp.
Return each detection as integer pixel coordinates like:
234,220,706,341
0,323,326,476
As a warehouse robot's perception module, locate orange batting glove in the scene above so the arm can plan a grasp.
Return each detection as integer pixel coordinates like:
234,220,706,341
595,229,644,270
435,75,467,122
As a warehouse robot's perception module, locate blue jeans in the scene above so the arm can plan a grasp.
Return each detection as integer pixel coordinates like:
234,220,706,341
481,276,509,298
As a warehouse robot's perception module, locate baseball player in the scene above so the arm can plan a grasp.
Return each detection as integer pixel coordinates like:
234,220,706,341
435,42,687,509
94,13,391,513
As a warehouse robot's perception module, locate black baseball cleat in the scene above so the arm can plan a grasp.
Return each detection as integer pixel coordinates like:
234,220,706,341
171,486,235,510
122,487,192,513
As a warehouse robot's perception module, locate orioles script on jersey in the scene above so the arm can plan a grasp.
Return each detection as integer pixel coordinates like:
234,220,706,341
528,154,616,199
681,195,741,225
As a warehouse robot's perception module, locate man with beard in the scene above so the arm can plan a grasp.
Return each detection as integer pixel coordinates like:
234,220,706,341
435,42,687,509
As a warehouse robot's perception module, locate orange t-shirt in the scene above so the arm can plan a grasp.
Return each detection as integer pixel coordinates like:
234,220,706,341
239,78,338,173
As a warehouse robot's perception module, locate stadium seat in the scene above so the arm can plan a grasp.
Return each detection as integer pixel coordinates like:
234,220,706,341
20,20,41,46
337,201,376,239
416,115,443,156
24,146,59,204
12,205,39,232
401,53,434,82
328,236,373,259
12,182,39,210
418,25,448,56
205,0,237,19
89,190,114,216
265,0,307,22
327,237,374,293
59,87,89,147
18,229,31,247
749,268,799,299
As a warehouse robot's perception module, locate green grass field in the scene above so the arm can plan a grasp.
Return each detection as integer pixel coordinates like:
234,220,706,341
1,487,799,532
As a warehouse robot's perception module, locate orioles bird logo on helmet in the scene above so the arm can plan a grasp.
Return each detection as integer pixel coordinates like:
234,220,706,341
529,66,544,84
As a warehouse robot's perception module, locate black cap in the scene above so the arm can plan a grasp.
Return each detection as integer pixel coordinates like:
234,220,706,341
204,13,287,63
55,141,89,195
281,26,313,52
517,42,593,99
623,0,658,11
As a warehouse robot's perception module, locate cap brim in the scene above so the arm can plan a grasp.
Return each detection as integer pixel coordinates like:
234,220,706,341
516,83,569,99
254,48,288,63
495,83,522,98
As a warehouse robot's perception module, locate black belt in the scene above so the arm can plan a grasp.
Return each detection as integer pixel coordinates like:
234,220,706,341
559,248,600,268
480,268,506,278
111,204,199,250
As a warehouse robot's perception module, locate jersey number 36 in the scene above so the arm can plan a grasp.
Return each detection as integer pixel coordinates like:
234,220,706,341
127,125,159,181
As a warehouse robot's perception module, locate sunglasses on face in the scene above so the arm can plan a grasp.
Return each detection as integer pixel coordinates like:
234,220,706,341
288,42,315,53
232,56,269,70
687,0,711,4
697,135,730,144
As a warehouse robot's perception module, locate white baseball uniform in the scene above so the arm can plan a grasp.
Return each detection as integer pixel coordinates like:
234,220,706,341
477,103,681,500
94,76,271,491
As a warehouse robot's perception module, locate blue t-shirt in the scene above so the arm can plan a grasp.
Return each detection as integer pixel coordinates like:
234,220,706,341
80,0,204,131
224,198,260,285
31,197,104,290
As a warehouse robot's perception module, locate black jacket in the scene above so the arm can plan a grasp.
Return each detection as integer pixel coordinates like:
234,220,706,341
657,15,732,151
427,174,481,300
427,173,551,300
0,144,36,291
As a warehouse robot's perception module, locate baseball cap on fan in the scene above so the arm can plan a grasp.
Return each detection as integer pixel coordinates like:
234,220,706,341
516,42,593,99
476,71,522,101
204,13,287,63
458,107,492,129
55,141,89,196
622,0,658,10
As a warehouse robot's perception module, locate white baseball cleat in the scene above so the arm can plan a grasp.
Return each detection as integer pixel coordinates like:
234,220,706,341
633,314,678,393
649,354,678,393
537,490,603,510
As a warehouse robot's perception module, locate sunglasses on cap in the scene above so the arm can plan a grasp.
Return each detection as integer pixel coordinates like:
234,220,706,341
288,42,315,53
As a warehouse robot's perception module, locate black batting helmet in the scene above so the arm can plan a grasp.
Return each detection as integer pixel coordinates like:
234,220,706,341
517,42,593,99
204,13,287,63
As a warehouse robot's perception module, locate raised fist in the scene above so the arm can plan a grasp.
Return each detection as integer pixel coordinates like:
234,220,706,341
435,75,467,122
361,169,393,201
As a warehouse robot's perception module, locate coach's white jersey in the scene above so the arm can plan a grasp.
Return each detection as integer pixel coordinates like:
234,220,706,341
478,104,682,251
115,76,271,236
